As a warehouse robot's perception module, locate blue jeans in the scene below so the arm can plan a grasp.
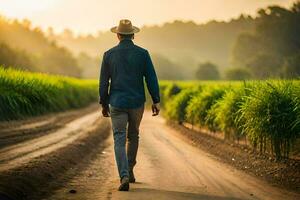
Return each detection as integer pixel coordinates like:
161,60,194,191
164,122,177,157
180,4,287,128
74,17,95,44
110,105,144,179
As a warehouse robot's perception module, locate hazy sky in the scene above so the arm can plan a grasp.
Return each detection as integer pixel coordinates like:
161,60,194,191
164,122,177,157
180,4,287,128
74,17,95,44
0,0,295,34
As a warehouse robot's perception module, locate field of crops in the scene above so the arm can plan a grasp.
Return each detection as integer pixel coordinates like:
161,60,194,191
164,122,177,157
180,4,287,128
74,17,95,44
160,80,300,160
1,66,300,160
0,67,98,121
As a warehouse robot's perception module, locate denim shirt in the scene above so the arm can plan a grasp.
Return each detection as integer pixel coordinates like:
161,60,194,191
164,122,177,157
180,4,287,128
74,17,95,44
99,39,160,109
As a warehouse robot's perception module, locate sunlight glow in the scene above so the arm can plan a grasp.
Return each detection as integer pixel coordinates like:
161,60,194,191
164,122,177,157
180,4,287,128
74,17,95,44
0,0,295,34
0,0,58,17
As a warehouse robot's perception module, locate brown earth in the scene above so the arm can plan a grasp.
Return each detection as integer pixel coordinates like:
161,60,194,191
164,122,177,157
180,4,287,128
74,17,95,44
0,107,299,200
168,122,300,193
43,111,300,200
0,104,100,149
0,104,111,200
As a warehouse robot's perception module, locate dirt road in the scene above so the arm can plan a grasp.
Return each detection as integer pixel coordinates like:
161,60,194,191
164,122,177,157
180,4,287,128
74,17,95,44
45,111,300,200
0,112,100,171
0,105,111,200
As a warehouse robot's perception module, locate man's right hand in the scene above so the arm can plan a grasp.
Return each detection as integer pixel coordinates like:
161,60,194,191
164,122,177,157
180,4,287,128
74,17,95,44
102,105,110,117
152,103,160,116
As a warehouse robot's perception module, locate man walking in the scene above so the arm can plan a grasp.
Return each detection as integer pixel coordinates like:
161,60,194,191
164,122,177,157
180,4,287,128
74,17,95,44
99,19,160,191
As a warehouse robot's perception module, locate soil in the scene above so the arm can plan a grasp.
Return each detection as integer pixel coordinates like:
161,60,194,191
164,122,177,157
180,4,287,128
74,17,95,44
0,104,111,200
44,111,300,200
0,104,100,149
167,122,300,193
0,108,299,200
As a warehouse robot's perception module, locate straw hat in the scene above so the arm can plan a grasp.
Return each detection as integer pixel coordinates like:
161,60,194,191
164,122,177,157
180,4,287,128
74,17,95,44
111,19,140,34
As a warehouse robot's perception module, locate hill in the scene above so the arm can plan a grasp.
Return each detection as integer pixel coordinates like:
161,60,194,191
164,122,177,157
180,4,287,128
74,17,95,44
52,16,255,79
0,16,81,77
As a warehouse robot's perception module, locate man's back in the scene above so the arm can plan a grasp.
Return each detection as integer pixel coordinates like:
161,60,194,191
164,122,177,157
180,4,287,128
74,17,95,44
99,19,160,191
100,39,160,109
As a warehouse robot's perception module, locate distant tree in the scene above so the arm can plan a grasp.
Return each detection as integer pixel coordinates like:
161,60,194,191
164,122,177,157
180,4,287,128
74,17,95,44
0,16,82,77
151,54,184,80
62,29,74,39
256,4,300,57
77,52,99,78
0,43,34,70
232,2,300,79
195,62,220,80
40,44,81,77
246,53,282,79
224,67,252,80
46,27,55,38
231,33,263,67
282,53,300,78
21,19,31,29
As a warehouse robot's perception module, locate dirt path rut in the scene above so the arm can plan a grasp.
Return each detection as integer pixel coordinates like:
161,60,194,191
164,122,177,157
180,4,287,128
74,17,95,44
46,111,300,200
0,105,111,200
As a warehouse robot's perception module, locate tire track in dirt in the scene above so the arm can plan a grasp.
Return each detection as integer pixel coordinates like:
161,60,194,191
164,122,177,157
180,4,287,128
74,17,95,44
0,106,111,200
44,111,300,200
0,111,99,171
0,105,99,149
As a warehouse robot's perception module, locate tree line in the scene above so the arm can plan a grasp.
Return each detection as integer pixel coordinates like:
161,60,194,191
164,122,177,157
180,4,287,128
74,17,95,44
196,1,300,80
0,17,82,77
0,1,299,80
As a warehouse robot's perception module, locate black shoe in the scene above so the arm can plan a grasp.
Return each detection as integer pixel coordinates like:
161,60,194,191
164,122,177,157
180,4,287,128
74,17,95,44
129,170,136,183
118,176,129,191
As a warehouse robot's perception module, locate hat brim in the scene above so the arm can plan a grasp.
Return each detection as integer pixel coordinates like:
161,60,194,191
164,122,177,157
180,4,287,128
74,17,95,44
110,26,140,34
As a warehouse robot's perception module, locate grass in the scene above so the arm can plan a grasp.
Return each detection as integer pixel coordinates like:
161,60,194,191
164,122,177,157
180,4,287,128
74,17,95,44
1,67,299,159
161,80,300,159
0,67,98,121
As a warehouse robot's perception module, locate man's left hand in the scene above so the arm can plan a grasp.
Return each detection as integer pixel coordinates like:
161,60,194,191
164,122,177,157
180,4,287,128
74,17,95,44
152,103,160,116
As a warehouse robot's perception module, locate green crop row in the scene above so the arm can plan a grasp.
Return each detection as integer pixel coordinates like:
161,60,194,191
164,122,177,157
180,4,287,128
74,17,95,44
0,67,98,121
160,80,300,160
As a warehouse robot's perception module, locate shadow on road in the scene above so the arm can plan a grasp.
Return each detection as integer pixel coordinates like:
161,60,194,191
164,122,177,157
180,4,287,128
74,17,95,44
116,187,246,200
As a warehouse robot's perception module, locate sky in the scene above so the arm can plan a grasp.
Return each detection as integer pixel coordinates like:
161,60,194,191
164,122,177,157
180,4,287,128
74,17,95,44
0,0,295,34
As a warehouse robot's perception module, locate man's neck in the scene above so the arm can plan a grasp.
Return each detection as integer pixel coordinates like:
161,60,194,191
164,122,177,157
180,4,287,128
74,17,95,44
120,38,133,42
119,39,134,45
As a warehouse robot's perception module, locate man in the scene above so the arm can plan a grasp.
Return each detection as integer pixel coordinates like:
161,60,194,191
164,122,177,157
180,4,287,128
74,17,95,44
99,19,160,191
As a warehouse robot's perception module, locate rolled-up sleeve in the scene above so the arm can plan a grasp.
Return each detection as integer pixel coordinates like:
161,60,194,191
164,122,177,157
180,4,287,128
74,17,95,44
144,51,160,104
99,52,110,107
